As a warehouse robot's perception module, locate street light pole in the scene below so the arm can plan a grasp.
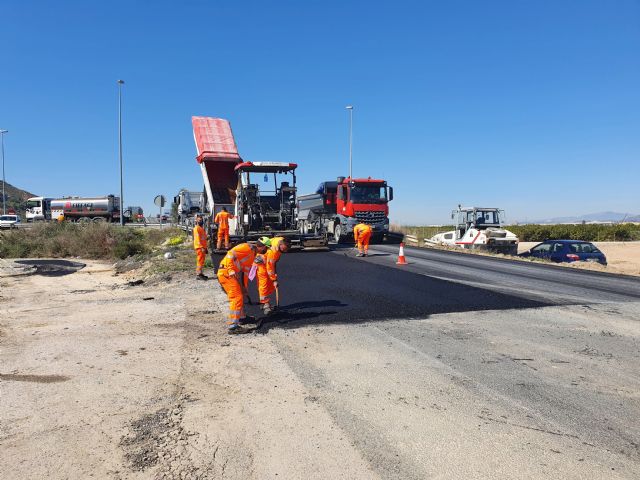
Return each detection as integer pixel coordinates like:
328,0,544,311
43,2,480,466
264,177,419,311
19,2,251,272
345,106,353,179
0,129,8,215
117,80,125,226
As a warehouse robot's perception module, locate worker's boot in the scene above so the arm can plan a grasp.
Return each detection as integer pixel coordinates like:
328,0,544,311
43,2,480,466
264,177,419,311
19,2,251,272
228,324,250,335
262,304,274,316
196,273,208,280
356,252,364,257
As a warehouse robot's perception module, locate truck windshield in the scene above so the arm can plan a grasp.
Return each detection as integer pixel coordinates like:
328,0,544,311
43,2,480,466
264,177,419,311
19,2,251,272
468,210,500,225
350,185,387,204
26,200,41,208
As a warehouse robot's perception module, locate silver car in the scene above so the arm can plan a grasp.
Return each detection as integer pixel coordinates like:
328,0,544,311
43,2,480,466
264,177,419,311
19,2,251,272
0,214,22,228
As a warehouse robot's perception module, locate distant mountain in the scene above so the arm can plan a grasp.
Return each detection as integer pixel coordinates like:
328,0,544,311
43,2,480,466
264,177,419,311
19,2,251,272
526,211,639,224
0,181,35,215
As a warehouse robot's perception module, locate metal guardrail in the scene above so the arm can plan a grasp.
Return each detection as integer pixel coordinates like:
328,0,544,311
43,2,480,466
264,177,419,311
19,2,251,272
404,234,419,245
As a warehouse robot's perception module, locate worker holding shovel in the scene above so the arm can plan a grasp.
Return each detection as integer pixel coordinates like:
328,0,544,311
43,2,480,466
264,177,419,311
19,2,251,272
217,240,269,334
255,236,291,315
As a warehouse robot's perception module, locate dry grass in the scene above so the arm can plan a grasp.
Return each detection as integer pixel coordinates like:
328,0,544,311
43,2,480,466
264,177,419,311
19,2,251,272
0,223,185,260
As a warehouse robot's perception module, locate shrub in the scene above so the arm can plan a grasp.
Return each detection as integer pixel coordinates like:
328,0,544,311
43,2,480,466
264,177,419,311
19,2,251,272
0,223,183,260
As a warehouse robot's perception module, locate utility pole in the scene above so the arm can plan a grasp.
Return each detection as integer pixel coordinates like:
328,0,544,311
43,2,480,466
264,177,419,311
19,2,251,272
0,129,8,215
346,105,353,179
117,80,125,226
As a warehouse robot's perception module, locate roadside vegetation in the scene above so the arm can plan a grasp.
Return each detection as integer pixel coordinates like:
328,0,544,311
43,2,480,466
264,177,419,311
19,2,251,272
393,223,640,243
0,222,187,260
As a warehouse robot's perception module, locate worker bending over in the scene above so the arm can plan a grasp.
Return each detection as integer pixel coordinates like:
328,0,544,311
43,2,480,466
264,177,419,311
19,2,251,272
353,223,373,257
214,207,234,250
193,214,208,279
255,236,291,315
217,240,269,334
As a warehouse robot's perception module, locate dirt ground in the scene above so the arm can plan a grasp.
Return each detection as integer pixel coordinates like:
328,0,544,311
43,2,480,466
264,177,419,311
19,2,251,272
0,263,375,480
518,241,640,276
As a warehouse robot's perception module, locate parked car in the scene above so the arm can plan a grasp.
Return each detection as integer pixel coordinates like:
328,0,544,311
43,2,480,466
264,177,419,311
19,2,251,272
519,240,607,265
0,214,22,228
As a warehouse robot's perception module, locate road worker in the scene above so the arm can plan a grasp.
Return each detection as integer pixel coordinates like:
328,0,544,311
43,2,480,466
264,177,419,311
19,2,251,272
217,240,269,334
353,223,373,257
214,206,234,250
193,214,208,279
254,236,291,315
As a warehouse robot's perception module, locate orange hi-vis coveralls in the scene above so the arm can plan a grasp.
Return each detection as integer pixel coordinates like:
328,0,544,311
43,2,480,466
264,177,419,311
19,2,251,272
214,210,234,246
353,223,373,255
217,243,257,326
193,223,208,274
255,237,284,307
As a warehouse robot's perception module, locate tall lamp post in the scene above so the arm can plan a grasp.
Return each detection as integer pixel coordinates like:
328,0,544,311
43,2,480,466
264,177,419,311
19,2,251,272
117,80,125,226
345,105,353,179
0,129,8,215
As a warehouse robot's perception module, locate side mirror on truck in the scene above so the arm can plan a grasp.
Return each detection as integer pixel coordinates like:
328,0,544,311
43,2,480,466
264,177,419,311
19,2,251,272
389,187,394,201
337,186,346,201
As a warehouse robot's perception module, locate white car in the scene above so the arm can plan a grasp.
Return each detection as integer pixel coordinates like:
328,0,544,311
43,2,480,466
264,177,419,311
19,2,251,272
0,214,22,228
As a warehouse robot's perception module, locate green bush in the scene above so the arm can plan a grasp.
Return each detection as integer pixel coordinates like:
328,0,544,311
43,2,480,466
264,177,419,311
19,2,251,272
507,223,640,242
0,223,183,259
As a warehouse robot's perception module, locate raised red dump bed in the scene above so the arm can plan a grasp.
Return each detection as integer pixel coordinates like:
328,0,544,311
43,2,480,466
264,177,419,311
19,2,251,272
192,116,242,205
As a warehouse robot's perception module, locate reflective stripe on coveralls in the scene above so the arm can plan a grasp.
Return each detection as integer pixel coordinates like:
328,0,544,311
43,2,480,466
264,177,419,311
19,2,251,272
217,243,257,325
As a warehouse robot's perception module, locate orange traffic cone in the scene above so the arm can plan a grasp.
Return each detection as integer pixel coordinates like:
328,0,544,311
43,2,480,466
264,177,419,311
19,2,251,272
396,242,408,265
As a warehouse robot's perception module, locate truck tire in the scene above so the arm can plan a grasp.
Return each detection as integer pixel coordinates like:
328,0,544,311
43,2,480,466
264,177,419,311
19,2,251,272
334,225,345,244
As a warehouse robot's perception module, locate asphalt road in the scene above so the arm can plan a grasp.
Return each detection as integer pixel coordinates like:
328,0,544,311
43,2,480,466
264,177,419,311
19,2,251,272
235,244,640,326
234,245,640,479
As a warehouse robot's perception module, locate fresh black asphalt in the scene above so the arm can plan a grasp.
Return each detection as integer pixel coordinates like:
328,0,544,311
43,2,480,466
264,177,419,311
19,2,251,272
212,249,552,329
212,244,640,329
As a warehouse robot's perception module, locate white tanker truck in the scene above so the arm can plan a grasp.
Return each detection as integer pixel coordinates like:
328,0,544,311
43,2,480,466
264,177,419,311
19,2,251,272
430,206,519,255
26,195,121,222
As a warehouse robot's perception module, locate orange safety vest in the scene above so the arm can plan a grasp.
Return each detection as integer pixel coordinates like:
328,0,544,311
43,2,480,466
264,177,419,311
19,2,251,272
215,211,233,230
193,224,208,249
353,223,372,240
219,243,257,276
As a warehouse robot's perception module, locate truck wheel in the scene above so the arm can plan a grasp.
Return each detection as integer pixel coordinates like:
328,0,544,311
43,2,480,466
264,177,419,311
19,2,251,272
334,225,345,244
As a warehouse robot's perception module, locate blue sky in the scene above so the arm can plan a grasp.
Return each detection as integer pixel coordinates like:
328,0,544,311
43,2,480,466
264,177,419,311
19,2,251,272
2,0,639,224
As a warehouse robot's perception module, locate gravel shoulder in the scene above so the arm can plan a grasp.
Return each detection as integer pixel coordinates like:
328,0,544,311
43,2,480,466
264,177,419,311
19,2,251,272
0,261,375,480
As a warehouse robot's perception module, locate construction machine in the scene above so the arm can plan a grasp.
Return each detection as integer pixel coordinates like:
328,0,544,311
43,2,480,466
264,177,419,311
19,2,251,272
192,116,326,249
430,206,519,255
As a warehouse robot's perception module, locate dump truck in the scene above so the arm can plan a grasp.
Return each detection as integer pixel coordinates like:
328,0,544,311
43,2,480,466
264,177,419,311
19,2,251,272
192,116,326,249
297,176,394,243
429,206,519,254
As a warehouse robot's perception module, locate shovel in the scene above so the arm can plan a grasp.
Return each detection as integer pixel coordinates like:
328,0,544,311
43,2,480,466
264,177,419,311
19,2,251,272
275,285,280,308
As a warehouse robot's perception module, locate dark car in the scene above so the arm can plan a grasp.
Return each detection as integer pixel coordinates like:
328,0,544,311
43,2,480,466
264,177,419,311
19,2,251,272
520,240,607,265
